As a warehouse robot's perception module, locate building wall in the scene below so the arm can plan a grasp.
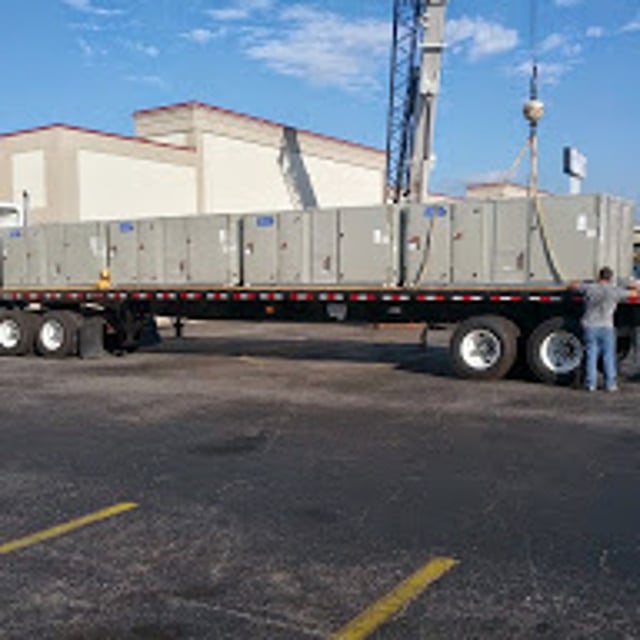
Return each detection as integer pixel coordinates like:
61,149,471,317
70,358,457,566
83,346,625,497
0,101,385,226
0,128,79,225
135,102,386,213
202,132,290,213
77,151,197,220
0,125,197,224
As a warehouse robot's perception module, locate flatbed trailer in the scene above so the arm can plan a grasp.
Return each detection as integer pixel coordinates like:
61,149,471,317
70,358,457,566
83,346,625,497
1,283,639,385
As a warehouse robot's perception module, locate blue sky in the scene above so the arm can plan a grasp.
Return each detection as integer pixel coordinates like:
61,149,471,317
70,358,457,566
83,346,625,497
3,0,639,207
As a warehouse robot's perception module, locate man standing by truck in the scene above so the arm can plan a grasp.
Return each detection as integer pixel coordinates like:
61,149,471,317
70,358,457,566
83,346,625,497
571,267,638,392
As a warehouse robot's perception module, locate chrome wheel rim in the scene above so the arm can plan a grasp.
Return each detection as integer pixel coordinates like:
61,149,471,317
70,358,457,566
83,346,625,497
40,319,65,352
539,331,583,374
0,319,20,350
460,329,502,371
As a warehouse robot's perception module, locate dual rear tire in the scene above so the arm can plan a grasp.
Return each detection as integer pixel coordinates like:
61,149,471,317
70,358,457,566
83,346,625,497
450,315,519,380
0,310,82,358
450,314,586,384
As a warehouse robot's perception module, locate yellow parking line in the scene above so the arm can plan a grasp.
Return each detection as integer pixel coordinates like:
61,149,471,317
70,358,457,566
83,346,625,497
330,556,458,640
0,502,138,555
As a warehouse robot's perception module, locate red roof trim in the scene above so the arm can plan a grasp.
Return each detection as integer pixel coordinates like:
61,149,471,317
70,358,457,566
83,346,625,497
133,100,385,156
0,123,196,153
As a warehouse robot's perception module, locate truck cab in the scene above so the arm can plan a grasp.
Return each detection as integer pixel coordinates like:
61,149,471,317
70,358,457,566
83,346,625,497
0,202,23,228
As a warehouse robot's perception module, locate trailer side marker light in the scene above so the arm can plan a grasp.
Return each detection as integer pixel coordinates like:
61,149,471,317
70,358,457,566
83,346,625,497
233,293,257,301
489,295,523,302
349,294,376,302
452,295,483,302
320,293,345,302
330,556,458,640
383,294,410,302
260,293,284,302
0,502,138,555
290,292,314,301
416,294,445,302
530,295,561,303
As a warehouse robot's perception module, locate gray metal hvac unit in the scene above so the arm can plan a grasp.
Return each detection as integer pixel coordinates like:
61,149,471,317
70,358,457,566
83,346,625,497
403,195,635,287
241,212,310,286
527,194,634,283
107,221,138,285
0,228,20,287
108,215,242,287
241,206,402,287
401,203,452,286
337,206,402,286
311,208,339,284
1,194,634,290
2,223,107,287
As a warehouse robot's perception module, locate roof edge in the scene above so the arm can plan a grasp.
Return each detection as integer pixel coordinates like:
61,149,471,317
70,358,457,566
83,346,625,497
0,123,196,153
133,101,385,156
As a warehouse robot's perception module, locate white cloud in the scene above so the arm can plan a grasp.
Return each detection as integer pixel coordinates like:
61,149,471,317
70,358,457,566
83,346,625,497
538,33,566,54
446,16,518,61
77,36,107,61
208,0,274,22
621,14,640,33
243,6,390,91
586,26,605,38
62,0,122,17
182,28,225,44
512,60,576,86
130,41,160,57
125,75,168,89
537,33,582,58
465,169,512,186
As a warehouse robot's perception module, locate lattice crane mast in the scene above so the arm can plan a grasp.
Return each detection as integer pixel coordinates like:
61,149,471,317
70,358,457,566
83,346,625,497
385,0,447,204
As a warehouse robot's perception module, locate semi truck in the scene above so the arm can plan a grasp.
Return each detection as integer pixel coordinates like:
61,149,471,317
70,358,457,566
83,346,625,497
0,195,638,386
1,1,637,383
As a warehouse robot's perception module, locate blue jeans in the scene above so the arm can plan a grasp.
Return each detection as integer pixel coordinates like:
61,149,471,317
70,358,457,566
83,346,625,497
583,326,617,390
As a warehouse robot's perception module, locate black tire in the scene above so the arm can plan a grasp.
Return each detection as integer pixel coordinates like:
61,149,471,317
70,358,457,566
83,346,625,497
36,310,82,358
450,315,519,380
526,316,583,385
0,310,35,356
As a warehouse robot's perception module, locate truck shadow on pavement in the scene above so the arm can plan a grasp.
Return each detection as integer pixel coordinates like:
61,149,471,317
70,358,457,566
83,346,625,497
142,335,455,377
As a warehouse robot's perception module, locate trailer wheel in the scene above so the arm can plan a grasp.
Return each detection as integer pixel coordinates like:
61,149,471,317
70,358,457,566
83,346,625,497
526,317,583,385
36,311,82,358
450,315,518,380
0,310,35,356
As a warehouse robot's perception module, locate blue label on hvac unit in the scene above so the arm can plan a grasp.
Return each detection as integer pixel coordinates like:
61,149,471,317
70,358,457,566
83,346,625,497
256,216,274,228
424,206,447,219
119,222,135,233
9,229,22,238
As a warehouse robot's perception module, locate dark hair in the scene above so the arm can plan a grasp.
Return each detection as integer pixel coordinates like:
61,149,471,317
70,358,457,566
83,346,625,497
599,266,613,281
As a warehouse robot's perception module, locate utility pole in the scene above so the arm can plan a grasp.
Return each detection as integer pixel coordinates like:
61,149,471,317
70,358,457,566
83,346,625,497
407,0,447,203
385,0,447,204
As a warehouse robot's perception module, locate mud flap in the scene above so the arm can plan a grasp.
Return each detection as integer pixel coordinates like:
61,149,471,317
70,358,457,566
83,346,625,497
79,316,106,359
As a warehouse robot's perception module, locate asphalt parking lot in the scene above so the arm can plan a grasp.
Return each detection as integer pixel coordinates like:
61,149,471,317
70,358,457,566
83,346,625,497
1,320,640,639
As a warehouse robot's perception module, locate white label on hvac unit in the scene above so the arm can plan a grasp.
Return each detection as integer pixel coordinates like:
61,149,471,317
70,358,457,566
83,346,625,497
219,229,227,245
89,236,106,258
586,229,597,239
372,229,390,245
576,214,588,232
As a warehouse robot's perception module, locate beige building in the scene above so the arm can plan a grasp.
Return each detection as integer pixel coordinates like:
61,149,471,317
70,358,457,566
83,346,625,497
466,182,536,199
0,101,385,226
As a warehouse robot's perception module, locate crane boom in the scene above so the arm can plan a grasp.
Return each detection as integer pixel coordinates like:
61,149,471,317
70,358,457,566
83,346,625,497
385,0,447,204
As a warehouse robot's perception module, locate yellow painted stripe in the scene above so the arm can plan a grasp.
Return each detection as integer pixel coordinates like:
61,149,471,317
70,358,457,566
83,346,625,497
330,556,458,640
0,502,138,555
